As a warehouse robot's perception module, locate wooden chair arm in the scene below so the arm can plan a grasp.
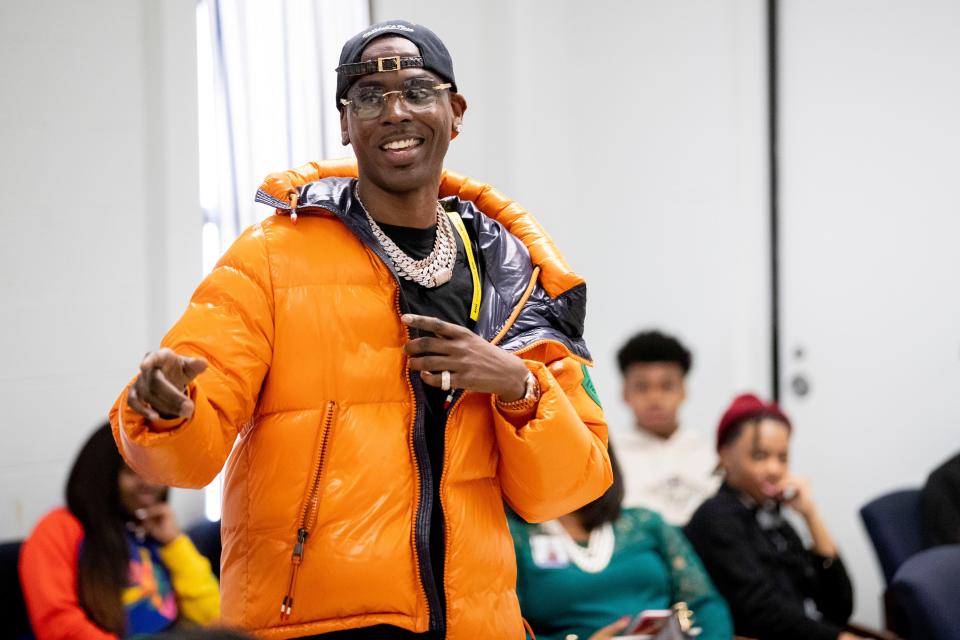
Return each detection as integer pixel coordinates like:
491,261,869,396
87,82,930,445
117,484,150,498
846,621,902,640
734,623,900,640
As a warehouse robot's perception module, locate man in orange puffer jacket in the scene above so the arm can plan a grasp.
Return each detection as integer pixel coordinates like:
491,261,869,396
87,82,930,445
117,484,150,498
111,19,611,640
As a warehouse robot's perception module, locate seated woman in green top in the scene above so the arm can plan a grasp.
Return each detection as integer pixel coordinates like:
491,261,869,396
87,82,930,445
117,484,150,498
508,445,732,640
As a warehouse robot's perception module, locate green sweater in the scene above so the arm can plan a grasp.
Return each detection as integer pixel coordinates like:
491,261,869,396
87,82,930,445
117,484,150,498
509,508,732,640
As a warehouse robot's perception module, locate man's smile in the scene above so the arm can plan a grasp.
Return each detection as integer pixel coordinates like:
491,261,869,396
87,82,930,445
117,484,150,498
377,134,426,164
380,137,423,150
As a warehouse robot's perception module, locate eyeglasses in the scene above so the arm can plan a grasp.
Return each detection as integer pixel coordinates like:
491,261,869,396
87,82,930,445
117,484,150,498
340,80,453,120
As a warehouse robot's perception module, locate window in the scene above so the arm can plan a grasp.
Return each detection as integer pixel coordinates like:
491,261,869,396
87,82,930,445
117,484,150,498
195,0,369,521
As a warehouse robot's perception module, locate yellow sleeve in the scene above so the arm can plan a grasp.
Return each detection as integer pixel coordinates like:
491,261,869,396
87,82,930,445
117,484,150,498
158,534,221,626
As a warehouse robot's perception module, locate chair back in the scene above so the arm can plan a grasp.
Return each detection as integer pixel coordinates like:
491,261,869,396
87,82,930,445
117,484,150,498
0,540,32,639
186,518,222,579
860,489,926,584
887,545,960,640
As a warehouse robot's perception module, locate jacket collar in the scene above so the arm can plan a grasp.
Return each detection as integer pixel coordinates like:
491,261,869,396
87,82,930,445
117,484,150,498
296,177,590,361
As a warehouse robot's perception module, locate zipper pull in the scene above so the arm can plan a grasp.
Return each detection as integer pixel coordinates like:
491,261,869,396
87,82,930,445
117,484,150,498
293,527,308,559
280,528,309,620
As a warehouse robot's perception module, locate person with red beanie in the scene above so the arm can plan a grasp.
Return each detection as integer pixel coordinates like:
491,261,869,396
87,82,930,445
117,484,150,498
683,394,861,640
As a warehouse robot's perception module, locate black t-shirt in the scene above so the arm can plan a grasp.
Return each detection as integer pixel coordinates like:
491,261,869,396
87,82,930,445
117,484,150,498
382,218,475,635
379,219,475,333
299,215,476,640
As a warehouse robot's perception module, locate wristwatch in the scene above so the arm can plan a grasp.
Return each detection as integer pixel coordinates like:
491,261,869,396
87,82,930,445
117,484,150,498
496,371,540,411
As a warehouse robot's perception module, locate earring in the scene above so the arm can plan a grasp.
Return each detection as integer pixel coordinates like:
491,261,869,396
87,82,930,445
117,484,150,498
455,122,463,133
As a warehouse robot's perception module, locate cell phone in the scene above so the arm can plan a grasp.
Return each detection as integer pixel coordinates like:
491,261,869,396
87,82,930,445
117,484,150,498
625,609,673,635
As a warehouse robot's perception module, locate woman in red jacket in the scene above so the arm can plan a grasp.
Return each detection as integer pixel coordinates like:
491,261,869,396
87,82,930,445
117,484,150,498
19,423,220,639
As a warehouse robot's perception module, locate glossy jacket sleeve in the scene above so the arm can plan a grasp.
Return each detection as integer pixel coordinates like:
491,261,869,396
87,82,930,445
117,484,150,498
110,223,275,488
493,358,611,523
19,509,117,640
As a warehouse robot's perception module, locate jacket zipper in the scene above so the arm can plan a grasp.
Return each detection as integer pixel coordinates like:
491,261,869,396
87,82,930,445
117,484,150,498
432,261,586,629
396,287,445,633
433,308,572,627
438,389,466,627
279,400,337,621
298,205,446,632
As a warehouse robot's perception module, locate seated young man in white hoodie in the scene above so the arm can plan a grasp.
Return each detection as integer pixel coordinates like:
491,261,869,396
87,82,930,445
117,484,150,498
613,330,718,526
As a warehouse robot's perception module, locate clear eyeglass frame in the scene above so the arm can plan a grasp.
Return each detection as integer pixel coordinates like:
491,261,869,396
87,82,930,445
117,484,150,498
340,82,452,120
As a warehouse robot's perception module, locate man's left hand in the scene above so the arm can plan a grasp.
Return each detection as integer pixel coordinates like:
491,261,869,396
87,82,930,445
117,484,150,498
402,314,529,401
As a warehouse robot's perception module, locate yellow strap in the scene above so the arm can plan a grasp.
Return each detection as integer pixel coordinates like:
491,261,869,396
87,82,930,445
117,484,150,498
446,210,481,321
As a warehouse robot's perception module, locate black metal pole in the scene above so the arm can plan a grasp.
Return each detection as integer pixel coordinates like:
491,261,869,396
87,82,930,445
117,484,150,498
767,0,782,402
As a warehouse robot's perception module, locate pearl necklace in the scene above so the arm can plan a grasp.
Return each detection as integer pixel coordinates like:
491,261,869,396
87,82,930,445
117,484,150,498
355,184,456,288
540,520,616,574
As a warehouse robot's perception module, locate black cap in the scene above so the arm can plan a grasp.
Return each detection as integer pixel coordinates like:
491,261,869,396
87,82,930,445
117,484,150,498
335,20,457,108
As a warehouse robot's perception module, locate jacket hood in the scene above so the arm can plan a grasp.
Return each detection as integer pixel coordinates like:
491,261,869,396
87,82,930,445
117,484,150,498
254,159,585,299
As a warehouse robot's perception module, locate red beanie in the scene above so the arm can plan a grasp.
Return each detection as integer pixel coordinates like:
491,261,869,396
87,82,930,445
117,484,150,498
716,393,791,451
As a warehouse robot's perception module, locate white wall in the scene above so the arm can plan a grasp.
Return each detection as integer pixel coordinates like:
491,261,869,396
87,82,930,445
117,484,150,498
0,0,204,539
372,0,772,447
779,0,960,626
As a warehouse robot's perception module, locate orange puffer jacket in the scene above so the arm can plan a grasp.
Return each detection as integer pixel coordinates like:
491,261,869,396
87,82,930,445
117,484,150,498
111,161,611,639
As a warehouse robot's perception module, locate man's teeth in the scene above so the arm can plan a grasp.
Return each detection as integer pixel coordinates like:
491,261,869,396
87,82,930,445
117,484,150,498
382,138,419,150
